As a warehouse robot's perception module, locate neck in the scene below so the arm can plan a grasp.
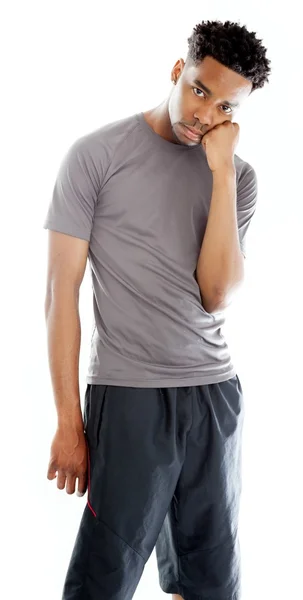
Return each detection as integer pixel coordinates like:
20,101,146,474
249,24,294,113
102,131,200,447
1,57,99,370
143,99,180,144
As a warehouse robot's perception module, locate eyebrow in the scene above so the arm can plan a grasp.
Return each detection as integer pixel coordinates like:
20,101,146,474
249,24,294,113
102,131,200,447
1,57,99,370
193,78,240,108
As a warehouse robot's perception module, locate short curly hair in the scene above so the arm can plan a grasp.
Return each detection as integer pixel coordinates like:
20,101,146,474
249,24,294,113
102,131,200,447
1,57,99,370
187,20,271,92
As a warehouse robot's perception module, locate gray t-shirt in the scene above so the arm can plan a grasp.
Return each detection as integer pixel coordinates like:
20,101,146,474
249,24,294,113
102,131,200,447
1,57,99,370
43,111,257,387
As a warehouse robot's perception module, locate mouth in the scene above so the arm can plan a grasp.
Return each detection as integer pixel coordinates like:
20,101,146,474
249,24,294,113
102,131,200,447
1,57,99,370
181,124,202,142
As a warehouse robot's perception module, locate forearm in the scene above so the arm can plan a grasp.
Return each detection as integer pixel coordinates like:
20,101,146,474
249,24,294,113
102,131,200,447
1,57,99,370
196,167,244,309
45,288,83,431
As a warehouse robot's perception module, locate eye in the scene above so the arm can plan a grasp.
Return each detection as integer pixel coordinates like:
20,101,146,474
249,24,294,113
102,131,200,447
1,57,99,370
193,87,205,97
193,87,233,114
222,105,233,114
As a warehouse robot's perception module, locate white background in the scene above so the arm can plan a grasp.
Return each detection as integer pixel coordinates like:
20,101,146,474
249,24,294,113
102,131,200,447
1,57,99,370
1,1,302,599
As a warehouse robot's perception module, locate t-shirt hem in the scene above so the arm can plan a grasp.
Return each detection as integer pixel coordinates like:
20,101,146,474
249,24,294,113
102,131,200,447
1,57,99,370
86,367,237,388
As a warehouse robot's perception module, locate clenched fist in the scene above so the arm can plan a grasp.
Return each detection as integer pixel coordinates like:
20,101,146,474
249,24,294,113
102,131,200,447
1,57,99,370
202,120,240,172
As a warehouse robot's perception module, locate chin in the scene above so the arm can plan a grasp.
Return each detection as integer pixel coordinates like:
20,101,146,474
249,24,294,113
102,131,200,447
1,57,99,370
171,125,196,147
185,138,201,147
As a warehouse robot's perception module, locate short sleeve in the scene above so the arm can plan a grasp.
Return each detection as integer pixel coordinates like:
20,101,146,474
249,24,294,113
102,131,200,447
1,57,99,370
43,137,101,242
236,163,258,258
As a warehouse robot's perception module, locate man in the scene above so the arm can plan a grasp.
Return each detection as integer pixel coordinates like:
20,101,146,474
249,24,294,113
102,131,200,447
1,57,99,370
43,19,271,600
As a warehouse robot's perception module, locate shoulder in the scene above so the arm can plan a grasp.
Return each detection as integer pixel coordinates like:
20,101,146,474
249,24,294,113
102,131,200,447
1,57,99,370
72,113,140,159
234,155,258,212
61,113,140,185
234,153,257,187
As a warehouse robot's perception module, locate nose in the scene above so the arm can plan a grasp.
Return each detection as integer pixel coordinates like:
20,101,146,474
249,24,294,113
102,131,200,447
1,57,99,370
193,109,214,130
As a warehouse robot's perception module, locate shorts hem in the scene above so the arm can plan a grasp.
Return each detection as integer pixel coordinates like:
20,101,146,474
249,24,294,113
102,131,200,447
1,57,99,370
159,578,182,596
160,578,240,600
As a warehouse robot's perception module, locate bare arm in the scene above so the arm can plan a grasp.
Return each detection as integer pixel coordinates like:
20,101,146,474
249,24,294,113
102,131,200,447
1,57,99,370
196,167,245,313
44,230,89,430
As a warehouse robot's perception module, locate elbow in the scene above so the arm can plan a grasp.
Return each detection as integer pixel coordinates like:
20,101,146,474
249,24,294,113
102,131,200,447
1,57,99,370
200,292,225,314
44,292,52,320
196,276,222,314
200,284,243,314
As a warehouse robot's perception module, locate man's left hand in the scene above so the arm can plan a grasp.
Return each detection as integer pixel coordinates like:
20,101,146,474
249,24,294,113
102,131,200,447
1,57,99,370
201,121,240,173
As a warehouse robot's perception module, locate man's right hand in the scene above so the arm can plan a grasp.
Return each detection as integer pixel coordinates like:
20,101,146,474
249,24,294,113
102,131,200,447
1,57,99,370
47,425,88,496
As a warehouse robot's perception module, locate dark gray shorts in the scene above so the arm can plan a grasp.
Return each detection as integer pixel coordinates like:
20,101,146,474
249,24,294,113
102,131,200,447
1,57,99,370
62,375,244,600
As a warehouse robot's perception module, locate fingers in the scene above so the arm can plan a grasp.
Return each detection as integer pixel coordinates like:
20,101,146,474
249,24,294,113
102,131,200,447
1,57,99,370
57,470,67,490
62,472,87,495
47,463,87,495
47,461,57,480
66,473,77,495
77,472,88,496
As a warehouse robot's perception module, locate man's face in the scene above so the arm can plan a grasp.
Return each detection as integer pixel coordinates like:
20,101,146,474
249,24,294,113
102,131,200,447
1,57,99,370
169,55,253,147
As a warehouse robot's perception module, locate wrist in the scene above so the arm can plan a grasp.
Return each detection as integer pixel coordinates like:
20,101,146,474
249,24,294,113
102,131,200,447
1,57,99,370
211,164,236,178
57,411,84,432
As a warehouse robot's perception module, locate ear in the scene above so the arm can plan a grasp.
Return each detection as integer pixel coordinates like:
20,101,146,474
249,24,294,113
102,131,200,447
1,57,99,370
171,58,185,84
